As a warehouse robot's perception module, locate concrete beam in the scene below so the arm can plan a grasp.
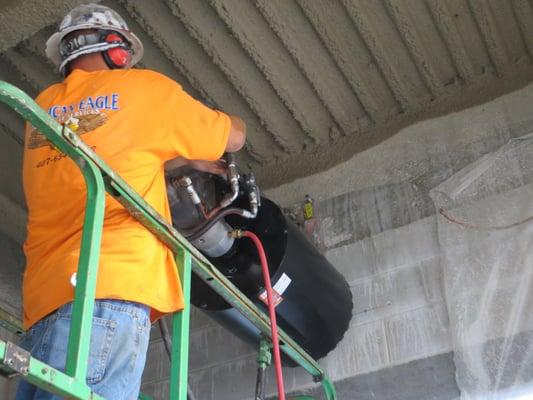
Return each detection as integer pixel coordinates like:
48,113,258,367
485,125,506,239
168,0,309,152
255,0,365,134
0,0,101,53
341,0,429,111
3,47,58,93
297,0,399,122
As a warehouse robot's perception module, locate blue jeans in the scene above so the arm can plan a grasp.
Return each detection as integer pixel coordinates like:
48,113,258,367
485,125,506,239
15,300,151,400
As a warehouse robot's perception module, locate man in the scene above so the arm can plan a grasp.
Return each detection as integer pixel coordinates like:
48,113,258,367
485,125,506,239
16,3,246,399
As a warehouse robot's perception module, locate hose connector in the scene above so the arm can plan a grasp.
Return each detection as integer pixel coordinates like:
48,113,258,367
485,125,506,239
228,229,245,238
178,176,207,218
220,153,240,208
249,191,259,217
178,176,201,205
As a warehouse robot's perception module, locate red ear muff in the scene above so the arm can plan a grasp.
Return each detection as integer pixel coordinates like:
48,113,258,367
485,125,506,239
103,32,131,69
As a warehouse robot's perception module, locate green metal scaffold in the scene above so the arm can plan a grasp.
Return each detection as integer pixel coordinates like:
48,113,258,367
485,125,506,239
0,81,336,400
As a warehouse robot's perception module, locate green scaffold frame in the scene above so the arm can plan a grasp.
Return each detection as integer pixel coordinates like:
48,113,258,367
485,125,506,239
0,81,336,400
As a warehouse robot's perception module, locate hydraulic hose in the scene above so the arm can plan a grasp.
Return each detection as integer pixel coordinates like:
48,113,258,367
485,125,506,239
242,231,286,400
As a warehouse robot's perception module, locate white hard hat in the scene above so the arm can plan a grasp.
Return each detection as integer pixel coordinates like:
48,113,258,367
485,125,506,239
46,3,143,74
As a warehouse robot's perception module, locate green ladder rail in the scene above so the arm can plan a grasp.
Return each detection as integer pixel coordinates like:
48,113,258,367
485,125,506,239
0,81,336,400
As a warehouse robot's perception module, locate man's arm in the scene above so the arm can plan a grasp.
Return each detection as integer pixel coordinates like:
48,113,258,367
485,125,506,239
226,115,246,153
165,114,246,173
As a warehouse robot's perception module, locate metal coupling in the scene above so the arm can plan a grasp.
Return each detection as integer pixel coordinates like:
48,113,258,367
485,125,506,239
249,191,259,216
178,176,201,205
228,229,245,238
220,154,240,208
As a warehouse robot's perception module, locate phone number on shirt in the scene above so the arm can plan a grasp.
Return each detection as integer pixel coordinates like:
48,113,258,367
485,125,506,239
35,146,97,168
36,152,68,168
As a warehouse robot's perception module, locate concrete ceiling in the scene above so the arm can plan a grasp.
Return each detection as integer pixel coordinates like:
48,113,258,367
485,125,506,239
1,0,533,198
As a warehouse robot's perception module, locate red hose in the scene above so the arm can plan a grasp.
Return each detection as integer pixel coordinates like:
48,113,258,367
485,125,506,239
243,231,286,400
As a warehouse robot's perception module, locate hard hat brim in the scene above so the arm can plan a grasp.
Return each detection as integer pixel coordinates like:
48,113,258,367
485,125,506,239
46,24,144,70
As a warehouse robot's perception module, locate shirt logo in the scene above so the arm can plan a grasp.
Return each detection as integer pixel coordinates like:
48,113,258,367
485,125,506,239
28,93,119,150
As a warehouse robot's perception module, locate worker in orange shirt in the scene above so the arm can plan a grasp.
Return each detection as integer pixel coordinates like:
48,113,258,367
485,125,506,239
16,3,246,399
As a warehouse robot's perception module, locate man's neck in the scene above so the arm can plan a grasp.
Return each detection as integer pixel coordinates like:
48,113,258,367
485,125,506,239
69,52,110,73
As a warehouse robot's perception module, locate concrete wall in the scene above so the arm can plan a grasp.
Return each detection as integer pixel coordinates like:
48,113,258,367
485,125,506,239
140,82,533,400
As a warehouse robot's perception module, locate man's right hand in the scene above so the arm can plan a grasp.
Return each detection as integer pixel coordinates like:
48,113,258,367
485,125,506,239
164,157,227,175
187,158,227,175
226,115,246,153
165,115,245,173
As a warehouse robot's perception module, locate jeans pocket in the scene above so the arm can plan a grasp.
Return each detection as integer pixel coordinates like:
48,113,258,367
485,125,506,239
48,315,117,384
86,317,117,384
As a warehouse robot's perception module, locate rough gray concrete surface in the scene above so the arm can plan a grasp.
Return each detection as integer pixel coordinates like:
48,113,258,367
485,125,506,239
1,0,533,190
267,81,533,206
0,0,96,53
273,353,460,400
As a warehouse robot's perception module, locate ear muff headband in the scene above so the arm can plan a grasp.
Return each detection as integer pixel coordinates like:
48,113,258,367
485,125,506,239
102,32,131,69
58,30,132,74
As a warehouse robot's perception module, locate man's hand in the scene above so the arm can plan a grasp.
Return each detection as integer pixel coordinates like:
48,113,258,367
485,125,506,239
165,157,227,175
187,159,227,175
165,114,245,174
226,115,246,152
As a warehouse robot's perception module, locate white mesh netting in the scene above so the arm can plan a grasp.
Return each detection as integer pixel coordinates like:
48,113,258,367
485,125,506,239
430,133,533,400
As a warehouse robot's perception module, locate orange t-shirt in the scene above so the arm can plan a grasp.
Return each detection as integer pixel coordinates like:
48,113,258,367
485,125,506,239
22,68,230,329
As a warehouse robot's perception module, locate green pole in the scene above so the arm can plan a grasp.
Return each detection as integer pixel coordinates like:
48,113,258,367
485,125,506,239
0,81,106,382
169,250,192,400
64,149,106,381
